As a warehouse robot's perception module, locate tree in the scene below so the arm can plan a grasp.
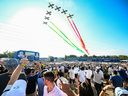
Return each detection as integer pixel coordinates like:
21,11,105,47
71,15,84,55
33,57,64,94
119,55,128,60
0,51,14,58
7,51,14,58
83,54,88,57
0,53,7,58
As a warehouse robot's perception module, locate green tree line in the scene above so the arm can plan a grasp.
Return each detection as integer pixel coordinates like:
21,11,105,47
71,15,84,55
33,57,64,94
0,51,128,60
65,54,128,60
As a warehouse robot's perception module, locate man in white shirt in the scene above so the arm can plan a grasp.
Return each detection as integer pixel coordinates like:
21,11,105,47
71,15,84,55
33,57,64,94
93,68,104,95
108,66,113,75
86,66,92,85
69,67,75,84
78,67,86,83
74,66,79,75
43,72,67,96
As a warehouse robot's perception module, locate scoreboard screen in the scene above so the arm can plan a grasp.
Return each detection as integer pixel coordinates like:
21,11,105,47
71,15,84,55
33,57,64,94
14,50,40,61
25,52,35,56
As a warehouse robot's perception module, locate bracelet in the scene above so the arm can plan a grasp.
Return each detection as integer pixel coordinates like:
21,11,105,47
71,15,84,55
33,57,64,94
20,64,26,67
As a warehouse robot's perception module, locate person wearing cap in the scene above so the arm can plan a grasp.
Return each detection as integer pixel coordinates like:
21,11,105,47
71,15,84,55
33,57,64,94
1,58,29,96
25,61,42,96
0,58,19,95
118,67,128,81
109,70,123,88
115,78,128,96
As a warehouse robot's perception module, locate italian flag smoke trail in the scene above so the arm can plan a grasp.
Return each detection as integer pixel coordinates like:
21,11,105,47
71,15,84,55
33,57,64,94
67,17,89,55
47,23,85,53
67,17,81,41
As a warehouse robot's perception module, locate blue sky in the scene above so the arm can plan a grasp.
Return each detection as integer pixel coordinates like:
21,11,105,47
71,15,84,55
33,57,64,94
0,0,128,57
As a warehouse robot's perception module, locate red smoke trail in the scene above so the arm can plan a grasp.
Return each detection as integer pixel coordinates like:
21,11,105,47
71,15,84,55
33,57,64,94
67,17,89,54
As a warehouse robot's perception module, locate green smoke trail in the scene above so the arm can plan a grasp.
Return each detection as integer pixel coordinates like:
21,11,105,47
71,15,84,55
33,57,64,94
47,24,84,53
50,21,84,52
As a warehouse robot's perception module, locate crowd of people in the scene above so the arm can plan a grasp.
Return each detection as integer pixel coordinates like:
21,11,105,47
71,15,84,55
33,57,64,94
0,58,128,96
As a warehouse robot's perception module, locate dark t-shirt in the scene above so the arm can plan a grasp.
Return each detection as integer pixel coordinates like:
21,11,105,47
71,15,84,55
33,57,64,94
118,70,128,80
110,75,123,88
0,72,10,95
26,74,38,94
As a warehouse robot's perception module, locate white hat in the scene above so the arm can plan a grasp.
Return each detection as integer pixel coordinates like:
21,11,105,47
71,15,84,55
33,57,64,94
6,80,27,96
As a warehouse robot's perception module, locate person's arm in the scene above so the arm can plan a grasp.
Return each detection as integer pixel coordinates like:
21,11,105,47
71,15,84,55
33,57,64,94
7,58,29,85
34,61,42,73
99,88,106,96
99,85,114,96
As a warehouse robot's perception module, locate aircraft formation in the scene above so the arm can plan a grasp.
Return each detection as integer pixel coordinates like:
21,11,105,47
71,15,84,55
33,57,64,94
43,2,89,55
43,2,74,25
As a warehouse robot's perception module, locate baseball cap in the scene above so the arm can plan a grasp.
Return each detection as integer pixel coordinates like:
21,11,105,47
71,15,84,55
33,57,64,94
4,58,19,71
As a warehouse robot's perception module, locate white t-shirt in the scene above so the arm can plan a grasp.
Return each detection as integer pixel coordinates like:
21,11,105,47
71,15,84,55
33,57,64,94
115,87,128,96
78,70,86,83
74,67,79,74
2,80,27,96
108,67,113,75
69,69,75,79
93,71,103,84
44,85,67,96
86,69,92,79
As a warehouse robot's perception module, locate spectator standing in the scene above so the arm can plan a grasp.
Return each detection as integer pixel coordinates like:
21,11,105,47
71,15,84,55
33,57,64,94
93,68,104,95
0,59,18,95
86,66,93,85
115,78,128,96
43,72,67,96
109,70,123,88
78,67,86,83
1,58,29,96
69,67,75,85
